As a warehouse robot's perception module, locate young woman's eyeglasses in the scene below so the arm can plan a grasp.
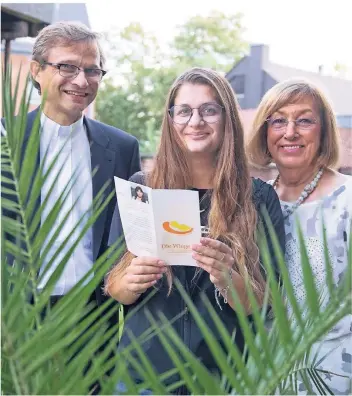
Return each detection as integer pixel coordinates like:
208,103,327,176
41,62,107,81
266,116,318,131
169,103,224,125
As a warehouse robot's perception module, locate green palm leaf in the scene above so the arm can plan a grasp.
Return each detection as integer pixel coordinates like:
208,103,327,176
1,68,127,394
2,64,351,395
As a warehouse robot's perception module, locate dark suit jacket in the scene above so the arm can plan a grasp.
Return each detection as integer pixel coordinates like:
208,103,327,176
2,108,141,303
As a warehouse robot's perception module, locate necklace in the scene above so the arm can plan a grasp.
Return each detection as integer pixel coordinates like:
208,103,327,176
273,167,324,219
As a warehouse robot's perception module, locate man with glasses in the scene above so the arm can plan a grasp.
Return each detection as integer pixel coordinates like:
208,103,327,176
26,20,141,300
27,20,141,296
18,21,140,383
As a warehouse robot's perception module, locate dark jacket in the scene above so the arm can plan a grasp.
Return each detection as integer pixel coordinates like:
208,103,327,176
2,108,141,304
112,172,285,392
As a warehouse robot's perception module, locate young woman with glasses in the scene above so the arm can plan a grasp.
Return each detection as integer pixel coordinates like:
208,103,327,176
106,67,285,394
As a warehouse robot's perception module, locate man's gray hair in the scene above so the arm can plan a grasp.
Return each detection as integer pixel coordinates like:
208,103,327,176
31,21,106,92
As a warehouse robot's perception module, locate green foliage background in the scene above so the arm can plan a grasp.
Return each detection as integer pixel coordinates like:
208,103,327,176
96,11,248,153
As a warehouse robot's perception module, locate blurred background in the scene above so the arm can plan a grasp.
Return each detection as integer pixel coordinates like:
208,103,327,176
2,0,351,179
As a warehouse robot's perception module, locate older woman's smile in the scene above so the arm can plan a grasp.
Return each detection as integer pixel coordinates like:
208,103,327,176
280,144,305,153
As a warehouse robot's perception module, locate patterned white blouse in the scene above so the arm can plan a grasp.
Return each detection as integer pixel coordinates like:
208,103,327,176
277,177,352,339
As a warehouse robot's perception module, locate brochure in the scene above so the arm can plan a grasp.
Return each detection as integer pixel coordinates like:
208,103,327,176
114,177,202,266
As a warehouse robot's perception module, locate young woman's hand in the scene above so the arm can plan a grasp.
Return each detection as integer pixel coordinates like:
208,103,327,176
124,257,167,295
191,237,235,290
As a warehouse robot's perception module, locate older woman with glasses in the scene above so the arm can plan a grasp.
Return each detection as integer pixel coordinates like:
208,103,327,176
106,67,285,394
247,79,352,394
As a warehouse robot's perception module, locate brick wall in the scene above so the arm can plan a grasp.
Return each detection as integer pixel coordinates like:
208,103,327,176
338,128,352,174
1,52,36,114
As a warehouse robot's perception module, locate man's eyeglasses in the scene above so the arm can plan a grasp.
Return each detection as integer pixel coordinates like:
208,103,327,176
41,62,107,81
169,103,224,125
266,116,318,131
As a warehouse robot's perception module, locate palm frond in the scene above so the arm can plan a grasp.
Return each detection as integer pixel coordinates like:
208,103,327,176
2,65,351,395
1,67,126,394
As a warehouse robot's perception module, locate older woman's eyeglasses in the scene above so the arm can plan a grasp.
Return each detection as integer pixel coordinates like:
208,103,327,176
169,103,224,125
266,116,318,131
41,62,107,81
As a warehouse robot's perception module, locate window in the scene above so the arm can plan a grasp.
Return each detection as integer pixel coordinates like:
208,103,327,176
231,75,245,99
231,75,245,97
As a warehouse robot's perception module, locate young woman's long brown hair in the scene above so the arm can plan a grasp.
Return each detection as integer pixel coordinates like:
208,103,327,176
106,67,265,296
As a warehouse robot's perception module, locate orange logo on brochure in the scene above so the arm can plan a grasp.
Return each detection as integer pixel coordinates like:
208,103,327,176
162,221,193,235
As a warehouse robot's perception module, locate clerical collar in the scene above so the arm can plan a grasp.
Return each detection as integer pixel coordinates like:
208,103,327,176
40,112,84,137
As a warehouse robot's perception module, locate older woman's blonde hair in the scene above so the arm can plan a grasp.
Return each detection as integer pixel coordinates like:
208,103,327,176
246,79,340,169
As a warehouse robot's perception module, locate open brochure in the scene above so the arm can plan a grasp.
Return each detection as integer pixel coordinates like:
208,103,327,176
114,177,202,266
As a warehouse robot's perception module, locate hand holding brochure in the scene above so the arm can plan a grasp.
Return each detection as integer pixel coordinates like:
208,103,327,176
114,177,202,266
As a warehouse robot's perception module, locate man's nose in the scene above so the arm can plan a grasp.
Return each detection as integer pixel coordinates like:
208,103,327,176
188,109,203,126
72,70,89,87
